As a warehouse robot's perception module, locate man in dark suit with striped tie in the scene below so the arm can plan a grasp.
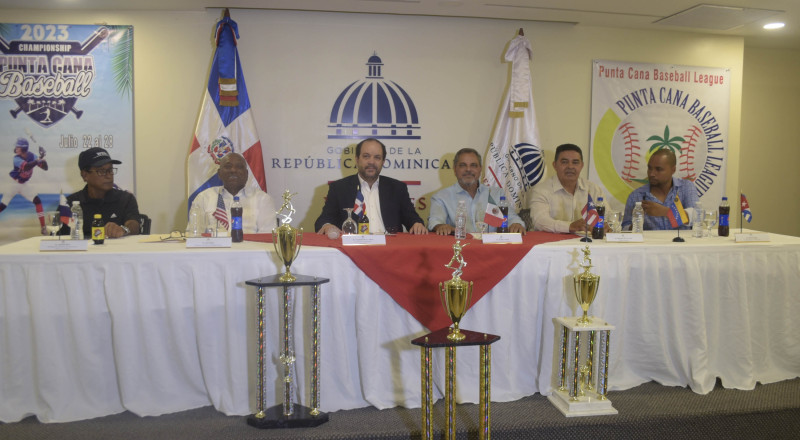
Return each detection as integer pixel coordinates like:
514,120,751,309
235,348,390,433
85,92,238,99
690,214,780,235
315,138,427,235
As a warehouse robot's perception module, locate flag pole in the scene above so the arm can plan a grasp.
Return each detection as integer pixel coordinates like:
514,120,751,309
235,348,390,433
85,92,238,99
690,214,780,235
672,225,684,242
580,224,592,242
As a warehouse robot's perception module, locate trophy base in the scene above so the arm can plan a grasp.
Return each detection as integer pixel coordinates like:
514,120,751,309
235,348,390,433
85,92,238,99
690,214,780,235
278,272,297,283
246,404,329,429
548,388,618,417
446,329,466,341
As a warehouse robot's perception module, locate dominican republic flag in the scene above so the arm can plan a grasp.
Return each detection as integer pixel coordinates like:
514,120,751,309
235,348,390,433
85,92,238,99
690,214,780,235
741,193,752,223
483,30,544,212
187,11,266,213
667,195,689,228
581,195,599,228
484,193,505,227
353,185,365,219
58,192,71,225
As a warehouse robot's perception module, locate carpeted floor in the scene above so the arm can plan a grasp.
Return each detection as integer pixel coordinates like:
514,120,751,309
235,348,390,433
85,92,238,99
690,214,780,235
3,378,799,440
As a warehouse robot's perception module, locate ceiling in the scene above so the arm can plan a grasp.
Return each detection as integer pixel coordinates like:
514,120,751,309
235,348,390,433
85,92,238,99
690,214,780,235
2,0,798,49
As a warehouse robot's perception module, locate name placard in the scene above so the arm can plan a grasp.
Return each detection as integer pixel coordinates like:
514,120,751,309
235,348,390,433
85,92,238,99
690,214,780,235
342,234,387,246
605,233,644,243
40,239,90,251
482,233,523,244
186,237,232,248
735,233,771,243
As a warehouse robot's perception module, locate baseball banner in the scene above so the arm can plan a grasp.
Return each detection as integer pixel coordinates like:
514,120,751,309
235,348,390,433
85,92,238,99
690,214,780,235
589,59,730,211
0,23,134,244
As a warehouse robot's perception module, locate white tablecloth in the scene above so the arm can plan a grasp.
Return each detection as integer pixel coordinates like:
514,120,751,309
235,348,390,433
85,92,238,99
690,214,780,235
1,231,798,422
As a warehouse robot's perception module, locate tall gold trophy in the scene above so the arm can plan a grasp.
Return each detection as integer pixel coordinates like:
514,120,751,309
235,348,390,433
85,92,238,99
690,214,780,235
573,245,600,325
439,241,473,341
272,190,303,282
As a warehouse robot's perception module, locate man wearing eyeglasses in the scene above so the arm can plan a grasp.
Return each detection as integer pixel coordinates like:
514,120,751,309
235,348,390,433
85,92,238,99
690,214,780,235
64,147,140,238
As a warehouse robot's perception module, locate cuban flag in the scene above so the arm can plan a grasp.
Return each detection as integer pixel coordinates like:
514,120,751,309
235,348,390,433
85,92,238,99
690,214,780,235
581,195,599,228
667,195,689,229
741,193,752,223
353,185,365,219
187,11,266,212
484,30,543,211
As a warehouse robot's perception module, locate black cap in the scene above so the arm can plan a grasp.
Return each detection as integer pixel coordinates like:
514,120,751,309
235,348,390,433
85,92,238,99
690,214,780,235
79,147,121,171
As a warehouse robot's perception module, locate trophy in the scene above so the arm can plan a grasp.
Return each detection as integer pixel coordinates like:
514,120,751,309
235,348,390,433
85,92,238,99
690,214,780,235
573,245,600,325
272,190,303,282
439,240,473,341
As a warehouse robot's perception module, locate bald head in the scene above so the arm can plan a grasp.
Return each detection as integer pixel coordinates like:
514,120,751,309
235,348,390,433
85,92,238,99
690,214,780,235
218,153,248,195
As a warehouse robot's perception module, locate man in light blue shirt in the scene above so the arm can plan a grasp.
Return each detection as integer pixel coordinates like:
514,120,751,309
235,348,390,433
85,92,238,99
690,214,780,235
622,149,699,230
429,148,526,235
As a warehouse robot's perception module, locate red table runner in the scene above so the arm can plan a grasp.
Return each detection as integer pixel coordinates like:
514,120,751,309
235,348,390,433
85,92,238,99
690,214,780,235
245,232,574,331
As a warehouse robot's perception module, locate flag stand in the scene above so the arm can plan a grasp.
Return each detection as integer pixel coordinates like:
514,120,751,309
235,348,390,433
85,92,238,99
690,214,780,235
580,225,592,243
672,227,685,242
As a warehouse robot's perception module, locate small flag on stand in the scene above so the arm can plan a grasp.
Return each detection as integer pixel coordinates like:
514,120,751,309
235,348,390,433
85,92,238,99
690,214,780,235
667,195,689,228
353,185,365,219
484,194,505,227
741,194,752,223
213,191,230,230
581,195,600,228
58,192,71,225
187,10,266,214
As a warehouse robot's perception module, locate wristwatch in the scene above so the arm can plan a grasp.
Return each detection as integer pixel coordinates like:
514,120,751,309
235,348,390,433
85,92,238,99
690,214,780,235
121,225,131,236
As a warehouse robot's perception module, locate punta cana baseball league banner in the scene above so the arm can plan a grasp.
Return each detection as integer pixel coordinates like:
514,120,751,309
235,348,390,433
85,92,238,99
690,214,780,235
589,59,730,211
0,23,134,244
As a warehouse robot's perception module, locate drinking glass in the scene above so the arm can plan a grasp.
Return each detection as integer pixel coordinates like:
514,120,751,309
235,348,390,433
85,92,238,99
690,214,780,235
45,212,61,238
606,211,621,233
342,208,357,235
703,209,717,237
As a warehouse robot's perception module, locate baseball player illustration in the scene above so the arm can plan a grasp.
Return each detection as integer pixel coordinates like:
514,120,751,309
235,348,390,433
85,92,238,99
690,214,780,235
0,137,49,234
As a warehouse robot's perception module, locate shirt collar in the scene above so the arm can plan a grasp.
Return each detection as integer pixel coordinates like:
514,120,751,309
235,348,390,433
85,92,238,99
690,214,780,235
358,174,379,191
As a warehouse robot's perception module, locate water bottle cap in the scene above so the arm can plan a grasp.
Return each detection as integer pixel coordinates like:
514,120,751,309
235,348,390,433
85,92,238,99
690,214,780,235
93,214,101,219
722,196,727,200
500,196,506,200
72,201,79,206
598,196,603,201
234,196,240,201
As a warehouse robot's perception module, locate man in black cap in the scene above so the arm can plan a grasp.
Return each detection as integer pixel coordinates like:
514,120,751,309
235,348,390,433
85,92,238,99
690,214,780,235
64,147,140,238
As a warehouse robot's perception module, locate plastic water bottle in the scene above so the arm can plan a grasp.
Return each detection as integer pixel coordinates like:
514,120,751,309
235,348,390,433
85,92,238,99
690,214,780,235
692,202,704,238
592,196,605,239
454,199,467,240
231,196,243,242
632,201,644,233
718,196,730,237
186,203,201,238
498,196,509,233
70,201,84,240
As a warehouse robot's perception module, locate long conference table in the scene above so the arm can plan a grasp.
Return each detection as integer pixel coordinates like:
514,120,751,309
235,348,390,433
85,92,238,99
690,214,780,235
1,230,799,423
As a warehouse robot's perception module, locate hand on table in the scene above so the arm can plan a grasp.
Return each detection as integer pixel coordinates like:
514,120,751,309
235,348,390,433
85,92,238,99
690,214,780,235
409,222,428,235
433,224,454,236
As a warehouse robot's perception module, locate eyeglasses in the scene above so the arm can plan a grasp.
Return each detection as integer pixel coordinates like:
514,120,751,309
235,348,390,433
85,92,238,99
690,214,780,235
91,167,118,176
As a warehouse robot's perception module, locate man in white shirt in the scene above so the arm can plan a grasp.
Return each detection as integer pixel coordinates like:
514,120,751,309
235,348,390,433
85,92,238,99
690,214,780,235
189,153,276,234
528,144,605,233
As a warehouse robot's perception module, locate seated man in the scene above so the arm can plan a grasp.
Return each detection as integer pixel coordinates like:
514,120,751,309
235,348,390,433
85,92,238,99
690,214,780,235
529,144,605,233
315,138,427,235
189,152,276,233
622,148,698,230
65,147,140,238
429,148,525,234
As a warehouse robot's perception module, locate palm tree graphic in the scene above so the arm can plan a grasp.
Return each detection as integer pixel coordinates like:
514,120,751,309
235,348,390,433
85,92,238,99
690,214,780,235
646,125,684,155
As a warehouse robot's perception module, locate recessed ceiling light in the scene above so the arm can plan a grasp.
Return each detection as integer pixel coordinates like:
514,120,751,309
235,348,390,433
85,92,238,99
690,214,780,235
763,22,785,30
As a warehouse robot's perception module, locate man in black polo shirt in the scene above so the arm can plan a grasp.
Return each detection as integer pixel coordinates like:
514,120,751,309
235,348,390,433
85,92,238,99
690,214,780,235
64,147,140,238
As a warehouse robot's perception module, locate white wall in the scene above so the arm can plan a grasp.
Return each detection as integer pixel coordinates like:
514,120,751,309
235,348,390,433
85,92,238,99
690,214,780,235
741,46,800,237
2,8,749,235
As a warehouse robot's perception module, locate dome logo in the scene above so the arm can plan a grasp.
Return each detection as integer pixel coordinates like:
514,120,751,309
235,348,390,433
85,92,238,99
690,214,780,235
328,53,420,140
